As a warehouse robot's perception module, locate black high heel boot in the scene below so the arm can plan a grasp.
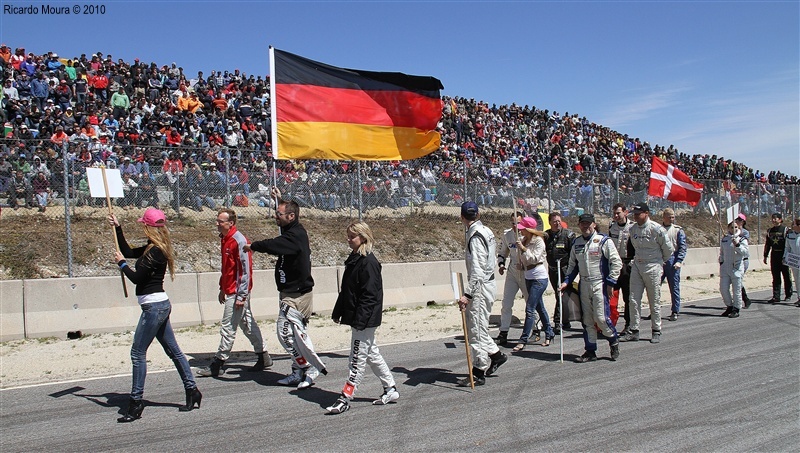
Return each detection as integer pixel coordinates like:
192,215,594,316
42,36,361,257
117,398,145,423
179,387,202,412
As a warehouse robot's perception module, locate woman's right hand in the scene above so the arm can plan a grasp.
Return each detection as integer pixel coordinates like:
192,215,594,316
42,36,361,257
108,214,119,227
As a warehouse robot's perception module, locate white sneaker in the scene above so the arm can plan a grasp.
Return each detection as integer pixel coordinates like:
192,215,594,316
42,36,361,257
326,396,350,414
372,386,400,405
297,367,319,389
277,369,303,386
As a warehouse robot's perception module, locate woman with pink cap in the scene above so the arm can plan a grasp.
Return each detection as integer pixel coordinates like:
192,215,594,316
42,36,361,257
513,216,555,351
109,208,201,423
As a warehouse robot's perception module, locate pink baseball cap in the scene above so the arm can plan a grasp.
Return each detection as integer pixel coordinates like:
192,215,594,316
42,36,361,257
737,213,746,221
137,208,166,227
516,217,538,231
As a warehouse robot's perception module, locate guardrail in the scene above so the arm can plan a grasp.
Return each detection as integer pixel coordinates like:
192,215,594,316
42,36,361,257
0,245,766,341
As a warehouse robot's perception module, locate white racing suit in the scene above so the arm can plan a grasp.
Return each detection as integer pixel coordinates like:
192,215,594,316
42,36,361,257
342,327,395,398
497,228,530,332
628,220,673,333
719,234,749,309
277,292,326,374
464,220,498,372
563,231,622,352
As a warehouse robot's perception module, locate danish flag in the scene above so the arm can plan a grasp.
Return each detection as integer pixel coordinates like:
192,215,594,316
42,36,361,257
648,156,704,206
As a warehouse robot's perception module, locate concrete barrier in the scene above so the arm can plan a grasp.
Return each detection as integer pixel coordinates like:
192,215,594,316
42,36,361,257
1,280,24,341
19,274,202,340
0,245,772,341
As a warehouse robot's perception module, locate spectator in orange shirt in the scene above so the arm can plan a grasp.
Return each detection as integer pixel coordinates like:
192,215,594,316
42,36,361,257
50,125,68,147
177,91,202,114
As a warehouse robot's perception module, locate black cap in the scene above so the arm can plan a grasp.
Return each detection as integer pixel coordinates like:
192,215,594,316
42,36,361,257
631,203,650,213
578,213,595,224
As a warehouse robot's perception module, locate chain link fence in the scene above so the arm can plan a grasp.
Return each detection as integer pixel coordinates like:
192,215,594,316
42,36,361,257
1,139,798,279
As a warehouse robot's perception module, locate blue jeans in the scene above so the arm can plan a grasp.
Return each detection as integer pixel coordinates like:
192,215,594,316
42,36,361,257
662,260,681,314
130,300,195,400
520,278,554,343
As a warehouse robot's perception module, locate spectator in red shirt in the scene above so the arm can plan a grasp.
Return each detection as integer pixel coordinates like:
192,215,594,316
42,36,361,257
166,128,182,147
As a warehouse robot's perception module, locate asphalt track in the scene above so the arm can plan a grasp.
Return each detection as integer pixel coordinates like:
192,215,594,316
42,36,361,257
2,289,798,452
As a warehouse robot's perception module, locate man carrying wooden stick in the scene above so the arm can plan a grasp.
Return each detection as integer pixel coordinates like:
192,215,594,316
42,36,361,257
457,202,506,387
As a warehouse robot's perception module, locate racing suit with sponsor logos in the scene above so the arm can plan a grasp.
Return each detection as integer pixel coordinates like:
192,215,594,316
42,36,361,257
249,218,325,375
719,233,749,309
563,231,622,352
627,220,673,333
464,220,499,372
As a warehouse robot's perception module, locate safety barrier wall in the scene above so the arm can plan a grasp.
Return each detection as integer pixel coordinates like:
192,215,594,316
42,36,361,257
0,246,765,341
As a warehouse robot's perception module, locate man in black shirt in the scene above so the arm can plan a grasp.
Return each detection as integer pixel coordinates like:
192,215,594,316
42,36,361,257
544,211,576,334
764,213,793,302
245,187,327,389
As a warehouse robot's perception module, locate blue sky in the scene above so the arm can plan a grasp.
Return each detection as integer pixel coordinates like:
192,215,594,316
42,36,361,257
2,0,798,177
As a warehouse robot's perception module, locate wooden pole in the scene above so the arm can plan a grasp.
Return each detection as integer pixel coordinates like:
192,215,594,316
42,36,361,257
453,272,473,389
101,166,128,298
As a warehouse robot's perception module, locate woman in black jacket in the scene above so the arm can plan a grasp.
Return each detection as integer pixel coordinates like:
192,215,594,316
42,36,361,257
110,208,201,423
326,222,399,414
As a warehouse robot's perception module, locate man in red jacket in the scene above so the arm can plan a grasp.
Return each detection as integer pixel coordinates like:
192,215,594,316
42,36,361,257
197,208,271,377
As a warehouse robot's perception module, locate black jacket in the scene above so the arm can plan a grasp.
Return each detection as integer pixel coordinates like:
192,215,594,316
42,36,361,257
249,219,314,294
545,227,575,269
331,252,383,330
115,226,167,296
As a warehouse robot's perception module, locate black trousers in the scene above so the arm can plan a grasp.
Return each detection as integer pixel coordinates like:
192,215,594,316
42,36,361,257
618,263,631,326
548,266,572,326
770,254,793,299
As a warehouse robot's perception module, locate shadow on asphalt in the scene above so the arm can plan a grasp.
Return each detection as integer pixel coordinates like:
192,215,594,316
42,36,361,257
53,388,184,416
288,385,342,409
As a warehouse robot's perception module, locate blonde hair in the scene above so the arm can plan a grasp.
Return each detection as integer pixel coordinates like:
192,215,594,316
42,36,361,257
142,224,176,280
663,207,675,216
521,228,546,238
347,221,374,256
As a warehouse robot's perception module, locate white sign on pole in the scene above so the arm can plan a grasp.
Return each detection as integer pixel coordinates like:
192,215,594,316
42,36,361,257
86,168,124,198
785,252,800,269
708,198,718,217
451,272,461,303
725,203,740,225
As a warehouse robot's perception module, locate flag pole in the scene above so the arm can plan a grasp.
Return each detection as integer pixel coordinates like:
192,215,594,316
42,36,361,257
557,258,563,363
268,46,278,163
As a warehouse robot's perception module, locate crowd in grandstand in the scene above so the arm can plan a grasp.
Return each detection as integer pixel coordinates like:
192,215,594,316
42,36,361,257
1,44,797,215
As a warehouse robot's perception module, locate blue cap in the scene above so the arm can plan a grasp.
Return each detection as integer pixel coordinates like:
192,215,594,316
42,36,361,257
461,201,479,217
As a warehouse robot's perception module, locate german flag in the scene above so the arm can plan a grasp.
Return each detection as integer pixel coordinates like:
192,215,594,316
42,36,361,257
270,48,444,161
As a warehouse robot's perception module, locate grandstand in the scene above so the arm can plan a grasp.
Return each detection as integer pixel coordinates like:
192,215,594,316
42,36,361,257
1,45,798,278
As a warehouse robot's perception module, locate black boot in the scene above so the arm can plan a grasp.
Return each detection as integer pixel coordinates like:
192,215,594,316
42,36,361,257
179,387,202,412
494,331,508,346
197,358,224,377
117,398,145,423
486,350,508,376
249,352,272,372
457,367,486,387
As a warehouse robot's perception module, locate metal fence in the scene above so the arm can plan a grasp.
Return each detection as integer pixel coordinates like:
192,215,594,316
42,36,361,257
2,139,798,279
